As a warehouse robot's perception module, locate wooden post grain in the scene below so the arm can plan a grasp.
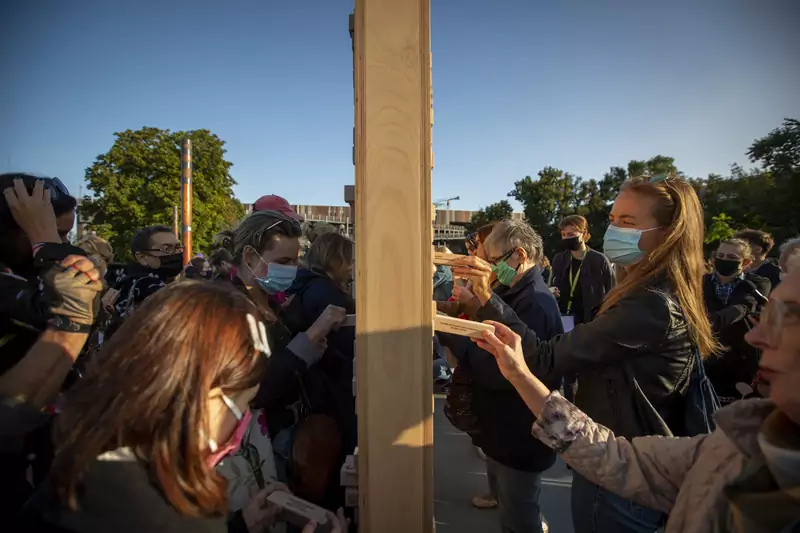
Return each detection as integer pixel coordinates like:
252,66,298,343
353,0,434,531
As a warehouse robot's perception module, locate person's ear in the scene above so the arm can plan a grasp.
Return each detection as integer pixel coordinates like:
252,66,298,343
742,257,753,269
242,246,256,269
516,248,527,266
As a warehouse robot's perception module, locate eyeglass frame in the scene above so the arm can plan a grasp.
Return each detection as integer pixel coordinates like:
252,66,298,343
142,243,185,255
758,298,800,347
1,174,71,200
488,248,517,266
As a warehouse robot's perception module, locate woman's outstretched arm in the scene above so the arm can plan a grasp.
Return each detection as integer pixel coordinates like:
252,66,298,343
476,322,710,514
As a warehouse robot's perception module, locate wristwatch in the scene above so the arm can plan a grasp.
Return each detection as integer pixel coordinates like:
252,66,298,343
48,315,92,334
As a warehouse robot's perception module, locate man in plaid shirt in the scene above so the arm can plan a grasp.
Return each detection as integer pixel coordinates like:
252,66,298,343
703,238,771,405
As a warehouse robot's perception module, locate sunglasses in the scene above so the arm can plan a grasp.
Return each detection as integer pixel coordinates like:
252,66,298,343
2,174,71,200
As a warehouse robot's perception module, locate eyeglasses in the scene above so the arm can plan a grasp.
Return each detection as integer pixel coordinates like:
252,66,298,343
47,177,70,200
489,249,516,266
758,298,800,346
144,244,185,255
1,174,70,200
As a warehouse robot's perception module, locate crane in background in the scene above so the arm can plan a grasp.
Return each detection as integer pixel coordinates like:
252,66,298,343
432,196,460,209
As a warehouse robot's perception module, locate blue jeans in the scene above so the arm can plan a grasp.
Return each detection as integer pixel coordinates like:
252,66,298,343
486,457,544,533
571,472,665,533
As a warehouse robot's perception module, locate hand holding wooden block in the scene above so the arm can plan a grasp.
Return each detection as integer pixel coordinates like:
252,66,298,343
434,314,494,339
266,491,333,533
433,252,467,267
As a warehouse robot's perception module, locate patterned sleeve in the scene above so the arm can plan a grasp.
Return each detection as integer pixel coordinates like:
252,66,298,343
531,391,710,515
531,391,590,452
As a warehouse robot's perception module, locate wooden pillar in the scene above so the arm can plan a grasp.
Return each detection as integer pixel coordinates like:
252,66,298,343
353,0,433,531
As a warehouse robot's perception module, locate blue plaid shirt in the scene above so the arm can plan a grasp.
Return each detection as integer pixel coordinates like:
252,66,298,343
712,272,744,305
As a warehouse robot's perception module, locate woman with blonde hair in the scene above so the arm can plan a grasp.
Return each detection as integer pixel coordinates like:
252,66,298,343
454,175,718,533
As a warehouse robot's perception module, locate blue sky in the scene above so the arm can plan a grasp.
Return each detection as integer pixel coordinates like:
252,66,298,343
2,0,798,211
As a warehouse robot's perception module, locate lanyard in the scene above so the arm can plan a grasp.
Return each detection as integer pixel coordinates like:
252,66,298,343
566,261,583,314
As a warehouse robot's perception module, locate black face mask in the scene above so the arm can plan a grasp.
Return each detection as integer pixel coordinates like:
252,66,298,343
154,252,185,278
715,258,741,277
563,236,582,251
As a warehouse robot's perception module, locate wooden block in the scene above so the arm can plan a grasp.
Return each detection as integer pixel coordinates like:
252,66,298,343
433,252,466,266
341,454,359,487
267,491,333,533
434,315,494,339
345,487,359,508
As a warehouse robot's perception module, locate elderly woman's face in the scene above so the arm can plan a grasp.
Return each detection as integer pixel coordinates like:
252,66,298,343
746,270,800,423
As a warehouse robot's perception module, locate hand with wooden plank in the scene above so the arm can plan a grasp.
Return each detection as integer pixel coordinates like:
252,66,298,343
450,255,494,305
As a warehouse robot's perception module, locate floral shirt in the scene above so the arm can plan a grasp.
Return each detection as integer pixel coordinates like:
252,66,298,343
215,408,283,532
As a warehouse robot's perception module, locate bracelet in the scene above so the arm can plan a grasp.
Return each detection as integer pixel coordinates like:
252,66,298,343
48,315,92,334
32,242,47,256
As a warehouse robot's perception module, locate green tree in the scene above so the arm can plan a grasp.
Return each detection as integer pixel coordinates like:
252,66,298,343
745,118,800,246
465,200,514,232
509,167,583,252
82,127,244,260
704,213,736,245
627,155,678,178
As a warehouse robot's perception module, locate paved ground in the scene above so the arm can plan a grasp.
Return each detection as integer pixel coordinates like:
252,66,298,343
433,396,575,533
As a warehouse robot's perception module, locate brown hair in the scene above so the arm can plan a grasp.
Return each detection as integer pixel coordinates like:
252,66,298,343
190,256,207,270
209,248,233,267
540,255,551,269
50,282,267,516
305,232,354,276
217,210,302,265
476,223,496,244
733,229,774,256
77,235,114,268
558,215,591,241
718,238,752,260
599,176,719,358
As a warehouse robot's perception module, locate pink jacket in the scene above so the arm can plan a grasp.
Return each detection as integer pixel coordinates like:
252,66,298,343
532,394,798,533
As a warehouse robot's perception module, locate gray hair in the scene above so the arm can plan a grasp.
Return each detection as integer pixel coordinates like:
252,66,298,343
779,236,800,255
483,219,543,263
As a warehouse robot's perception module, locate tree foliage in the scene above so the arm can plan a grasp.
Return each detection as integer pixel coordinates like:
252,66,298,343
509,119,799,257
81,127,244,260
465,200,514,232
704,213,736,245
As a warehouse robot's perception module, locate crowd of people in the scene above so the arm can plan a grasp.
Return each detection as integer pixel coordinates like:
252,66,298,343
1,170,799,533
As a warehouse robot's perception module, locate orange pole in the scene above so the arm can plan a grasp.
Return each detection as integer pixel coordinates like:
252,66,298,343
173,205,179,237
181,139,192,264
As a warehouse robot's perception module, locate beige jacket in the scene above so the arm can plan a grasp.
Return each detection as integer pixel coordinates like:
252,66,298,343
532,394,800,533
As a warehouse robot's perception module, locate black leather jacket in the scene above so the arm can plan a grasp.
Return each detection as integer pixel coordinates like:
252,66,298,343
476,280,695,440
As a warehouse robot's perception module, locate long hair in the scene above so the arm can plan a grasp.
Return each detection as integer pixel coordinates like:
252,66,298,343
599,176,718,358
50,282,267,516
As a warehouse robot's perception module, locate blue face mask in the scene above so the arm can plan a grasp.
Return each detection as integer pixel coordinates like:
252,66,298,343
603,225,660,266
246,250,298,294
